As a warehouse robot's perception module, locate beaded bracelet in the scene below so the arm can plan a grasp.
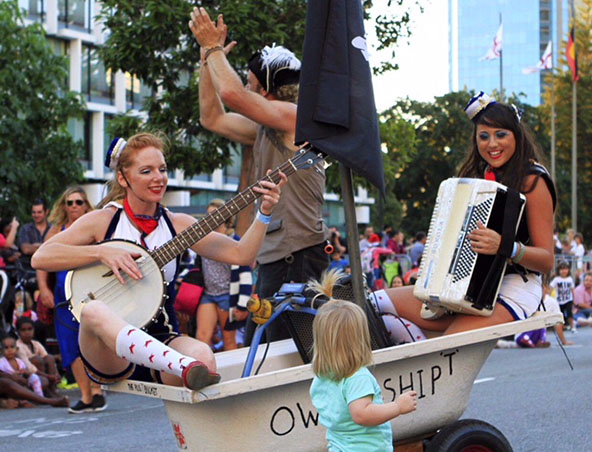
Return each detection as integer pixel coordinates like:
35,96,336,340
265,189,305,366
256,209,272,225
512,242,526,264
204,46,223,62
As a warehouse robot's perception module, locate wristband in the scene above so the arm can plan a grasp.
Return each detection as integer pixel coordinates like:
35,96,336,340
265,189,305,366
510,242,519,259
512,242,526,264
204,46,223,62
256,209,272,225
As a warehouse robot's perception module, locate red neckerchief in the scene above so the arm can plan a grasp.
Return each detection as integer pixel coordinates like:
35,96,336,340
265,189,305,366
123,198,161,241
484,167,497,181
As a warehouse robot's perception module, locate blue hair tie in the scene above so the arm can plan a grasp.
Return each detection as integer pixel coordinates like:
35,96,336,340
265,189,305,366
510,104,524,122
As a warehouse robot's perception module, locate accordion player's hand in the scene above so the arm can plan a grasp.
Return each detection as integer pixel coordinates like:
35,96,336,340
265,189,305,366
469,221,501,255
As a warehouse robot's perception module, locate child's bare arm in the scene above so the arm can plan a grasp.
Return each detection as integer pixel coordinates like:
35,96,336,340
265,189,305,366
35,369,50,379
9,373,28,386
349,391,417,427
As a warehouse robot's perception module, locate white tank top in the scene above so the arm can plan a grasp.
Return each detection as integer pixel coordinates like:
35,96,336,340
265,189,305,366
104,202,177,283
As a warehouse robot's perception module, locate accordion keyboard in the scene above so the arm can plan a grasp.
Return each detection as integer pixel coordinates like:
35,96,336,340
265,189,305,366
451,198,494,283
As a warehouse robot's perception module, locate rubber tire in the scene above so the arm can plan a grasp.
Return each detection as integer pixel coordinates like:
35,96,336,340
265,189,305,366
425,419,513,452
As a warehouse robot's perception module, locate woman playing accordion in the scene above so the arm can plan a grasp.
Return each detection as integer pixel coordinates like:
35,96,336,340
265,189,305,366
376,92,556,335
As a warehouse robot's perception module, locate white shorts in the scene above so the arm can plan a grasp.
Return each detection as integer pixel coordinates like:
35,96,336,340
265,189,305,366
497,273,543,320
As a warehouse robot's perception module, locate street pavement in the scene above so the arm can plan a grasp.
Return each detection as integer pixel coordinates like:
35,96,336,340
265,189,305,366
463,326,588,452
0,326,588,452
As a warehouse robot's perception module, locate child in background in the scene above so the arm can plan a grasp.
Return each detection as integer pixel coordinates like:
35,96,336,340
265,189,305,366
542,277,574,346
16,316,61,396
390,275,404,288
550,262,576,334
310,297,417,452
0,335,44,397
12,290,38,327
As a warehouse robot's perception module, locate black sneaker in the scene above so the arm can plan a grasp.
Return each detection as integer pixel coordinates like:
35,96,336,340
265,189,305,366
68,400,94,414
91,394,108,412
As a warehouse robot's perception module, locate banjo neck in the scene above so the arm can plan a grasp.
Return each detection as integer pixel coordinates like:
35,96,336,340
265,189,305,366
149,146,325,269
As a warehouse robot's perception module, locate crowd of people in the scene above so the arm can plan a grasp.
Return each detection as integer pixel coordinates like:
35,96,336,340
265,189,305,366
1,197,84,409
0,5,588,449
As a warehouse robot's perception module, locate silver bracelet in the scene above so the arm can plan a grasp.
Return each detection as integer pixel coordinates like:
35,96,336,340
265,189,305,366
512,242,526,264
510,241,519,259
255,209,272,225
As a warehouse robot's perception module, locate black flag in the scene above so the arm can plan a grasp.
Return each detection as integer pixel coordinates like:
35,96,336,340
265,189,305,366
295,0,385,195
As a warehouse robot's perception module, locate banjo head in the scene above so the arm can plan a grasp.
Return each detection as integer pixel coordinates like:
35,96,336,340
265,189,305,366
66,240,165,328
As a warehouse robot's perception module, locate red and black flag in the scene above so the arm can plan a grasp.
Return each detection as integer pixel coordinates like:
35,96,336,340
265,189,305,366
295,0,385,195
566,27,580,82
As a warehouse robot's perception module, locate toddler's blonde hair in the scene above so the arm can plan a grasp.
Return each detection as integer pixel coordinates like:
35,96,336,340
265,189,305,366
311,270,372,381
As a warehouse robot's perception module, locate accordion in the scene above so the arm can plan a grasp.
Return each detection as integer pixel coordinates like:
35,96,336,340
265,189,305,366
413,178,526,316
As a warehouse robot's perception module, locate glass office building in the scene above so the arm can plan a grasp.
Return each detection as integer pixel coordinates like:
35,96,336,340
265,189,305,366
449,0,570,106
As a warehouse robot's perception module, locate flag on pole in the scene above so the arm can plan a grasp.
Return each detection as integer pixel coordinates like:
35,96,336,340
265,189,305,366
479,23,503,61
522,40,552,74
566,27,579,81
295,0,384,194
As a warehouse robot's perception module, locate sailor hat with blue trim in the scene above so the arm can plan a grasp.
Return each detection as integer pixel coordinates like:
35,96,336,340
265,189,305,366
105,137,127,170
464,92,496,121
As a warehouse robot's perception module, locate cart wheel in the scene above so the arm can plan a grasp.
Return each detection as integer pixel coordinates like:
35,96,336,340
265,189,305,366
425,419,512,452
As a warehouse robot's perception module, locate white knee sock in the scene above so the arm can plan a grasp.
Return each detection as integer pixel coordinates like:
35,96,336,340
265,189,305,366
382,314,427,343
115,325,194,378
371,290,426,344
371,289,399,316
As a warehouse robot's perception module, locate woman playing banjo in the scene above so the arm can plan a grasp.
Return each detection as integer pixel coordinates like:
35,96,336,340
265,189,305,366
32,132,285,390
375,92,556,335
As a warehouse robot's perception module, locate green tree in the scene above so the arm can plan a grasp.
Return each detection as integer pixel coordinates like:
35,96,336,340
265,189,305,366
370,113,416,232
541,0,592,237
0,0,86,221
380,91,473,235
98,0,419,177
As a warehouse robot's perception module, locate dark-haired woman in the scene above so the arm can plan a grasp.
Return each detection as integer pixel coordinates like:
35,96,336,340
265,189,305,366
376,92,556,335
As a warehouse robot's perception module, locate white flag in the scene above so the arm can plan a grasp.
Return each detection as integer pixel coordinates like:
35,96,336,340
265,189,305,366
479,23,503,61
522,40,553,74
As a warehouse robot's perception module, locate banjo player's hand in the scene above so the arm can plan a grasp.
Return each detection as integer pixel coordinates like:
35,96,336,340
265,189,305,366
254,170,287,216
469,221,501,255
98,244,143,284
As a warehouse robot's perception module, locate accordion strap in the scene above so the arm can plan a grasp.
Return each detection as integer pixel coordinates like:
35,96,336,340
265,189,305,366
498,188,523,258
473,188,523,310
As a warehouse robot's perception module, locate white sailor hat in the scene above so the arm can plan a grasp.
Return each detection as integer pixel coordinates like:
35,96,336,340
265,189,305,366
464,92,496,121
105,137,127,170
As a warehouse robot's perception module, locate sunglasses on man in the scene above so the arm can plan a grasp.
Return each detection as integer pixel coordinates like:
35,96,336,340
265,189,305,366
66,200,85,206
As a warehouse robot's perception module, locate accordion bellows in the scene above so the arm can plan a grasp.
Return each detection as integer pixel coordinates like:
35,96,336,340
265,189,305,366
414,178,526,316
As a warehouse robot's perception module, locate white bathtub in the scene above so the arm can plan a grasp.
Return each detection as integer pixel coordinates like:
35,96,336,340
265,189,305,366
108,312,562,451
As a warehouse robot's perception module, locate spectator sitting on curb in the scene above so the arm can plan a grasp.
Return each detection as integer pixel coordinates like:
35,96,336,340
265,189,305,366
573,272,592,327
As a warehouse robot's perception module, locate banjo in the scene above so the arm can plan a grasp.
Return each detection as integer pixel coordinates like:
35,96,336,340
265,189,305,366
65,145,326,328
